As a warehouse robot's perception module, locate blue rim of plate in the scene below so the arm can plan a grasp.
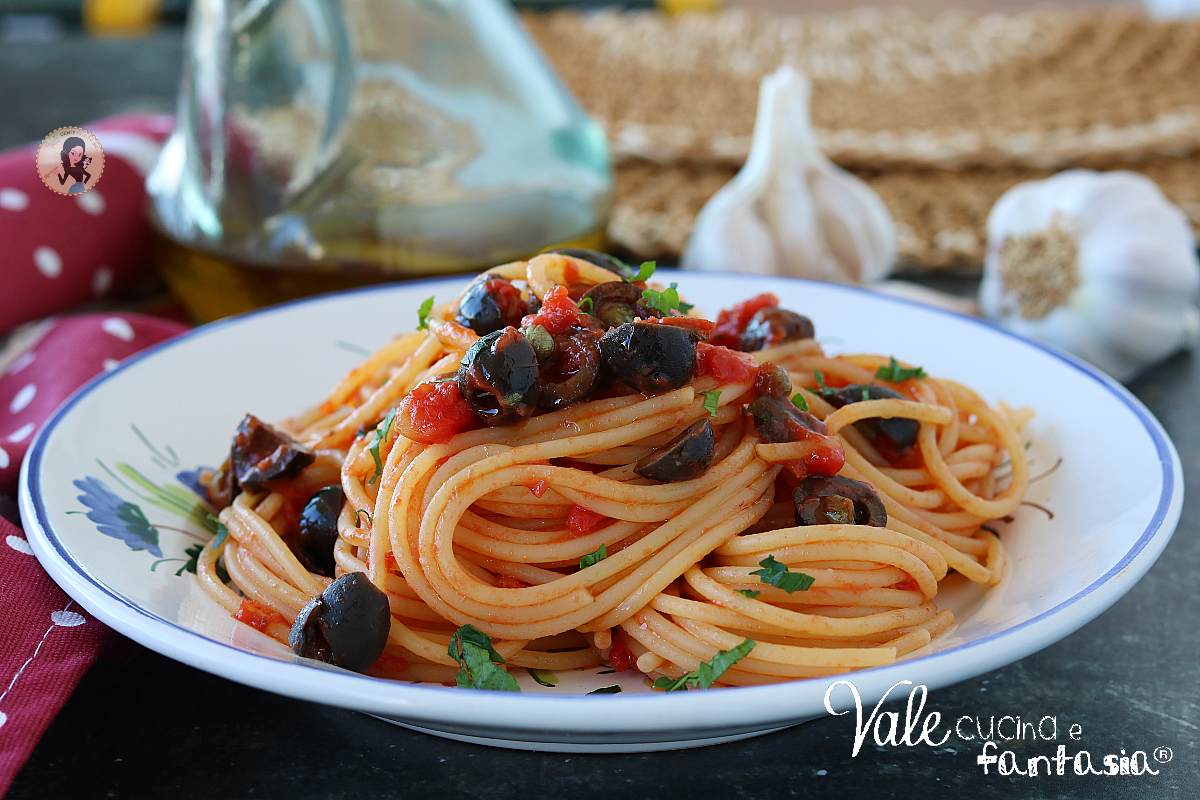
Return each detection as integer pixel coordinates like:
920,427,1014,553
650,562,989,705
19,272,1182,739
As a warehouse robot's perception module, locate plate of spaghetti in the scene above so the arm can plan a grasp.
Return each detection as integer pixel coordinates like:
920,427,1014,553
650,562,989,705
20,253,1181,751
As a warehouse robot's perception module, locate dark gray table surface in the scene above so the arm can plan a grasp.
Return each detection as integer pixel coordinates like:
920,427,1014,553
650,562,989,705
3,28,1197,800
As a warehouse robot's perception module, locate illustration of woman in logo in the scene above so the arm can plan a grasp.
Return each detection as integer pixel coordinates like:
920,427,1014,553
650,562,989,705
45,136,93,194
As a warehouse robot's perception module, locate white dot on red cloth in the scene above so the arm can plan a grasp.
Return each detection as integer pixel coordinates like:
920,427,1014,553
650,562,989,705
101,317,134,342
51,610,86,627
9,383,36,413
7,422,35,443
33,246,62,278
6,350,35,375
92,266,114,297
0,446,8,469
102,358,120,371
0,711,7,730
0,188,29,211
76,190,105,215
5,535,32,555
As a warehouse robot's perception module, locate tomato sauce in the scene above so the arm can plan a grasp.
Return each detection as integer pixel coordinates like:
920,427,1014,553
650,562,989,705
649,316,716,337
529,479,550,498
372,652,411,673
567,505,607,534
522,285,582,335
397,380,476,444
694,342,758,384
494,575,529,589
607,630,635,672
234,599,288,632
710,293,779,348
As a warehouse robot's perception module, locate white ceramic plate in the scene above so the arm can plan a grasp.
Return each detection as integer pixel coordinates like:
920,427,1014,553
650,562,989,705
20,273,1182,752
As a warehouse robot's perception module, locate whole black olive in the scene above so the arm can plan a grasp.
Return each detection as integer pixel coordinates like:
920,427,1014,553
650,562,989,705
458,328,540,425
295,485,344,577
826,384,920,452
537,330,601,410
793,475,887,527
289,572,391,672
547,248,631,280
598,322,697,395
455,275,527,336
230,414,316,493
740,308,815,352
580,282,654,330
745,395,827,444
633,419,715,482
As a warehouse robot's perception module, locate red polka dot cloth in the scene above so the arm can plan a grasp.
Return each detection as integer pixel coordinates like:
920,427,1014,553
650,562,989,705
0,113,173,335
0,115,191,793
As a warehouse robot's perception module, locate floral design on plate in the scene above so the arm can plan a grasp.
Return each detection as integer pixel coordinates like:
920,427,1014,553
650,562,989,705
70,424,216,574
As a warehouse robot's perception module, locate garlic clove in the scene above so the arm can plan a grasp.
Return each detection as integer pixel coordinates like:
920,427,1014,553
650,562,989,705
687,192,779,275
682,65,896,284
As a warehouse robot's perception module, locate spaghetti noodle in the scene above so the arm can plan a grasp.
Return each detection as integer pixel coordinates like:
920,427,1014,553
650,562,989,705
196,252,1031,689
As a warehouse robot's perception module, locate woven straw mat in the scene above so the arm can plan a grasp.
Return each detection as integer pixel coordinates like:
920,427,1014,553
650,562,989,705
523,8,1200,270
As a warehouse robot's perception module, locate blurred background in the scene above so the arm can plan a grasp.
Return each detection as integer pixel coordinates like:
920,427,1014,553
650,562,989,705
1,0,1198,323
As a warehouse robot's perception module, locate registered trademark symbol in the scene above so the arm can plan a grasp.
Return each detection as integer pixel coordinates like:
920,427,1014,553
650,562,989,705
1153,747,1173,764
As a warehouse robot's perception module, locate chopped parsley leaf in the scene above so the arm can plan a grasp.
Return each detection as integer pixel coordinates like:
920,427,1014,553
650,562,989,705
212,521,228,549
812,370,832,395
641,283,684,316
791,392,809,412
652,639,755,691
750,555,815,593
701,390,722,417
367,407,398,485
416,296,435,331
875,356,927,383
579,543,608,569
736,589,761,599
626,261,656,283
449,624,520,692
577,296,594,313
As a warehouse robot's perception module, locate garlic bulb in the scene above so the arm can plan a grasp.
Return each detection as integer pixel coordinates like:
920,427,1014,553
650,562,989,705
681,66,896,284
979,170,1200,382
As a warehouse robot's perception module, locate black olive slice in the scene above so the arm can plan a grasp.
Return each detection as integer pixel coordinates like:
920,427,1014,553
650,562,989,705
739,308,815,352
598,322,696,395
537,331,601,410
455,275,526,336
825,384,920,452
745,395,827,444
793,475,887,527
230,414,316,493
633,419,715,482
288,572,391,673
295,485,344,577
458,328,540,425
547,248,631,280
579,282,654,330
